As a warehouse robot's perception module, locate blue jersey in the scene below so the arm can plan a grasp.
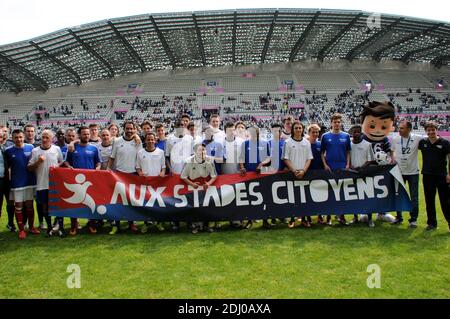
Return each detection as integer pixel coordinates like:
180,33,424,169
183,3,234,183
157,139,169,174
242,139,270,172
309,141,324,170
5,144,36,189
363,134,391,154
268,139,286,171
321,132,351,170
204,140,223,175
57,143,68,161
66,144,100,169
156,139,166,153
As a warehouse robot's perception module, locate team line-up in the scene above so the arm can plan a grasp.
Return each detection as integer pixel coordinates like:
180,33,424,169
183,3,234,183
0,101,449,238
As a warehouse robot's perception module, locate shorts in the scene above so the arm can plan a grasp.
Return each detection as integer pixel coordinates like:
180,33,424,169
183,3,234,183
9,187,36,202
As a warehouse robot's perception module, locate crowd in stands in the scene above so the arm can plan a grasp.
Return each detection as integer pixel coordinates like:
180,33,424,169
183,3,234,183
395,114,450,132
389,91,450,113
2,90,450,144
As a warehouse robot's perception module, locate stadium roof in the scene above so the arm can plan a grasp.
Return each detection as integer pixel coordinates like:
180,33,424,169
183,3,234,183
0,8,449,93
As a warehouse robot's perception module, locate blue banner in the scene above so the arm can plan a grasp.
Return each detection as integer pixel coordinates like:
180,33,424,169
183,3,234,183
49,165,412,222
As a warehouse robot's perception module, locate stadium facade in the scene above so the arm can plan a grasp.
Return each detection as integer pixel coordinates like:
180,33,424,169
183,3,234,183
0,8,449,93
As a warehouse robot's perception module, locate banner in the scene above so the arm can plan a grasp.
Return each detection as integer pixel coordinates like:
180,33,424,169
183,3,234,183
49,165,411,222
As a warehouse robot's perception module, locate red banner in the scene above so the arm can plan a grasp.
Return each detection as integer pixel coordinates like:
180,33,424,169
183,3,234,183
48,166,412,222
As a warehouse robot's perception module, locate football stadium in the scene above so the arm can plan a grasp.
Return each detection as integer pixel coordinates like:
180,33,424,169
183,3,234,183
0,5,449,300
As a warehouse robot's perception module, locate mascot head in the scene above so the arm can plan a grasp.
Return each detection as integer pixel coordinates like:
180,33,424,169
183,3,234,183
360,101,395,141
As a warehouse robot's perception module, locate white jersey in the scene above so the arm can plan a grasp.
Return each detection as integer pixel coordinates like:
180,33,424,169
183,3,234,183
89,139,102,147
281,138,313,171
136,148,166,177
281,130,291,141
192,135,203,148
98,143,113,170
29,145,63,191
235,131,249,141
206,127,226,144
222,137,245,174
213,131,226,143
110,136,142,173
350,140,373,168
165,135,194,174
392,133,422,175
181,155,217,181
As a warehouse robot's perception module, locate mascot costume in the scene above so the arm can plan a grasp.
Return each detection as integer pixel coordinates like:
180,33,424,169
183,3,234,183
359,101,397,223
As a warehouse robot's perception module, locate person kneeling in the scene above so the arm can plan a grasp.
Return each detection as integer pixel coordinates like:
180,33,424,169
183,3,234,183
181,143,218,234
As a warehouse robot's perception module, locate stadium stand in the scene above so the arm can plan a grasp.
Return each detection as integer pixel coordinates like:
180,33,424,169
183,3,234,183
0,9,448,138
1,70,449,136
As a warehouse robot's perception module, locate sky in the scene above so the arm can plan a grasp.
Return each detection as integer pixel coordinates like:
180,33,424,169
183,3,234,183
0,0,449,45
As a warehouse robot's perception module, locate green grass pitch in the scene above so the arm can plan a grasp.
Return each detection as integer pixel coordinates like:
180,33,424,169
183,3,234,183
0,155,448,298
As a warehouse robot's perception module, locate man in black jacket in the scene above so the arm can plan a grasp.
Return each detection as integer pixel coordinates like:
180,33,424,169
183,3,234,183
419,121,450,232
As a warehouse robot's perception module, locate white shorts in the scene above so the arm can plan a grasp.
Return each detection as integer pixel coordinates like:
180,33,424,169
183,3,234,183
9,187,35,202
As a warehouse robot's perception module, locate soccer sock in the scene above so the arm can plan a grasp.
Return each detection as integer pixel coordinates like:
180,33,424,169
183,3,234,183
22,209,28,227
57,217,65,230
26,206,35,229
71,218,77,229
25,207,34,229
36,203,44,224
7,203,15,226
44,214,52,230
14,208,24,231
41,203,52,229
